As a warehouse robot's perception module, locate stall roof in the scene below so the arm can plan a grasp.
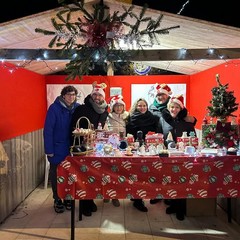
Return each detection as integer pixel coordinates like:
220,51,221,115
0,0,240,76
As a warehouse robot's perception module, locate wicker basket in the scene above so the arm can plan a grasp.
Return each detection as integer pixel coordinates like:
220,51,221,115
71,117,96,155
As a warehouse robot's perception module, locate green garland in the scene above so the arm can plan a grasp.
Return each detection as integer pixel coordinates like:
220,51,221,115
35,0,180,80
202,124,238,148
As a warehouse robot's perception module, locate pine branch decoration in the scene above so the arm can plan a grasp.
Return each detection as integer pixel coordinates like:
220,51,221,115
35,0,180,80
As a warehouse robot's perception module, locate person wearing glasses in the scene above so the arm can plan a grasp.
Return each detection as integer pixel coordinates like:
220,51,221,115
44,85,79,213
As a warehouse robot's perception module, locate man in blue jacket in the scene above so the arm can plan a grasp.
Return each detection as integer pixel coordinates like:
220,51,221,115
44,85,79,213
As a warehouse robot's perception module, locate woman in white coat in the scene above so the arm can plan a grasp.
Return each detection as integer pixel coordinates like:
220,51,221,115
107,95,129,137
105,95,129,207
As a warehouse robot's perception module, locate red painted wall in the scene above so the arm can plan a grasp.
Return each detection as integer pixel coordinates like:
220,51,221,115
189,60,240,129
0,64,47,141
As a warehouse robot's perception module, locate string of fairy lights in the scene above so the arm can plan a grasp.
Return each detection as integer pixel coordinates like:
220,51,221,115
1,47,239,75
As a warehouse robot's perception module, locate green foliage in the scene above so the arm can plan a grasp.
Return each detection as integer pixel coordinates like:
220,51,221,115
207,74,238,119
35,0,179,80
202,124,238,148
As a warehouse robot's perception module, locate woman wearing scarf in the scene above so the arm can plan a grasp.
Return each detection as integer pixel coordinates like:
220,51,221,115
44,85,80,214
126,98,161,212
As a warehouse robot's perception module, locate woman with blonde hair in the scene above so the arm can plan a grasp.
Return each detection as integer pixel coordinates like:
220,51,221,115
107,95,129,137
105,95,129,207
161,94,196,221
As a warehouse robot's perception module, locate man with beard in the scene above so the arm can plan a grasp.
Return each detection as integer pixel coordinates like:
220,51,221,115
71,81,109,217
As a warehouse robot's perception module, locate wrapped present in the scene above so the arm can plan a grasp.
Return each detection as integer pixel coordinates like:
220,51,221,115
190,137,199,148
96,130,113,140
177,136,199,149
145,132,164,146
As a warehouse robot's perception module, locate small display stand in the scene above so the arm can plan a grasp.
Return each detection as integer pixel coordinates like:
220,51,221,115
71,117,96,155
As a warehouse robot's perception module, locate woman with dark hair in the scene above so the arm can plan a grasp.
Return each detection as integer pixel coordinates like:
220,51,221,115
44,85,79,213
126,98,161,212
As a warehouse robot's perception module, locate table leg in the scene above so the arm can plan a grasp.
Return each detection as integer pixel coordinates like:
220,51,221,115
79,200,82,221
227,198,232,223
71,200,75,240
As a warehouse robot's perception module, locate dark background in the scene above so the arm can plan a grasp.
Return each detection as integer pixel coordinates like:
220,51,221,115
0,0,239,28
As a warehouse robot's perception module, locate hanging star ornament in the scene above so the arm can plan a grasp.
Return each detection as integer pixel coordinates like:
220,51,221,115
35,0,180,80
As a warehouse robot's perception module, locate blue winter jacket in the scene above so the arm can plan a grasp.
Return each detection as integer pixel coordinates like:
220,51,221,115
43,97,80,165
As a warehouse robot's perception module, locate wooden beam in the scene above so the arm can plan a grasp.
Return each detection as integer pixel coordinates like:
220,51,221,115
0,48,240,61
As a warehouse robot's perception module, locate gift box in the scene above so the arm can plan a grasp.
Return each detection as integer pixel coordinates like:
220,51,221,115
145,132,164,146
190,137,199,148
177,136,199,149
96,130,113,139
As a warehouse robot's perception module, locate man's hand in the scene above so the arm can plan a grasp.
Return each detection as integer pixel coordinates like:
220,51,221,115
184,115,196,123
46,153,54,157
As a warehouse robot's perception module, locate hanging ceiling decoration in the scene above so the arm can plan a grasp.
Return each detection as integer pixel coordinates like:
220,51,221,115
35,0,180,80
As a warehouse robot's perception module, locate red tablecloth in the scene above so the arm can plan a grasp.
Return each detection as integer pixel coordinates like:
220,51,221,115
57,155,240,200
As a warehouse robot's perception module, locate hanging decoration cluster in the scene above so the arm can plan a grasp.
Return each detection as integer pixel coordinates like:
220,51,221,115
35,0,180,80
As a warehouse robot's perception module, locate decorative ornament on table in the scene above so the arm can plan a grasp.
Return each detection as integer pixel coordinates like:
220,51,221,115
202,116,208,125
107,133,120,149
166,132,176,149
35,0,180,80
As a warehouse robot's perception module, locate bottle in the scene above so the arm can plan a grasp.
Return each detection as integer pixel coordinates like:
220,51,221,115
119,131,124,140
136,130,144,147
97,122,102,130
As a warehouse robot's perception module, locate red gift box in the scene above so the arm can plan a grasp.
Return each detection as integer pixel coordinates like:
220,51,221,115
177,137,199,148
145,132,164,146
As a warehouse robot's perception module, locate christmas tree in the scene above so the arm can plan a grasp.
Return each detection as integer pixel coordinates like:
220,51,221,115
207,74,238,120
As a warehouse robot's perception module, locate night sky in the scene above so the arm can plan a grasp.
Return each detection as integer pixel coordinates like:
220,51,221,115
0,0,239,28
132,0,239,28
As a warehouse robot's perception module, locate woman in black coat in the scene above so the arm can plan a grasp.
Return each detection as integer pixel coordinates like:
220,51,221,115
126,98,162,212
161,95,197,221
126,98,161,140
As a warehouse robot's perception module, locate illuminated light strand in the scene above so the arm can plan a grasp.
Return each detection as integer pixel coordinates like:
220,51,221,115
0,48,239,74
177,0,190,15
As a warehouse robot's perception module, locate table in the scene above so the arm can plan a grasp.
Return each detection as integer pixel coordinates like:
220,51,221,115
57,154,240,240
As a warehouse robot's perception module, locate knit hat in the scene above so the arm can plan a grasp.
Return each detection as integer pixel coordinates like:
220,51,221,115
169,95,184,109
91,81,107,98
154,83,172,96
109,95,125,111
